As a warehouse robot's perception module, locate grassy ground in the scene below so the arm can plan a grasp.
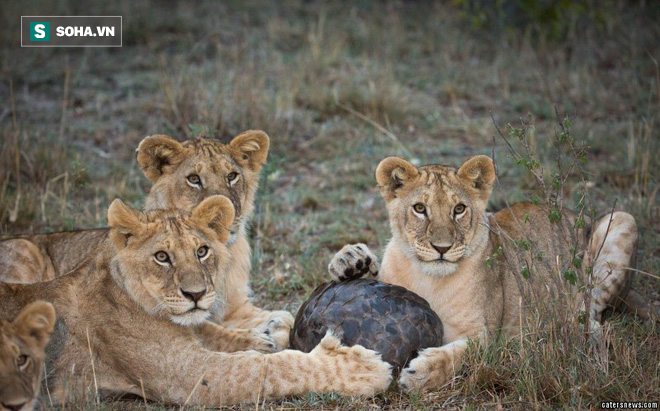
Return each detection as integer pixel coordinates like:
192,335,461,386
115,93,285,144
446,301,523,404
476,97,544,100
1,1,659,409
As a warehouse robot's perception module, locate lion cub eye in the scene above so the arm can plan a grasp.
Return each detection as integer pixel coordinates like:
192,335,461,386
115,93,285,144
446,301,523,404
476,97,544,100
196,245,210,260
454,203,466,215
412,203,427,214
16,354,29,369
154,251,171,265
227,172,239,184
187,174,202,187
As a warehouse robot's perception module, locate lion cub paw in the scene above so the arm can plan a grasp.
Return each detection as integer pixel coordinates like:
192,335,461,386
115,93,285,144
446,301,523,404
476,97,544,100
398,347,451,393
260,314,294,351
328,243,380,282
244,328,278,353
312,332,392,396
267,310,295,328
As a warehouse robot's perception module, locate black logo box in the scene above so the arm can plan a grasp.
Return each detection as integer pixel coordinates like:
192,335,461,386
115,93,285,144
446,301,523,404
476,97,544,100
22,16,122,47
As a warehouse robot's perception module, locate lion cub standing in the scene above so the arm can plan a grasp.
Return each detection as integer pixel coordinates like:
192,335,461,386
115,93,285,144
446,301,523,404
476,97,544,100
329,155,645,392
0,301,56,411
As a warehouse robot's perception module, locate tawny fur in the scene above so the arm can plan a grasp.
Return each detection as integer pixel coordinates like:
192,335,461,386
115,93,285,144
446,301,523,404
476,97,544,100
0,130,293,348
329,155,644,392
0,197,391,406
0,301,56,411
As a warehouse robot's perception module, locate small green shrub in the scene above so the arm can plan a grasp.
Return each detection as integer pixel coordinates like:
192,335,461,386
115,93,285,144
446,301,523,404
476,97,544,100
452,0,615,41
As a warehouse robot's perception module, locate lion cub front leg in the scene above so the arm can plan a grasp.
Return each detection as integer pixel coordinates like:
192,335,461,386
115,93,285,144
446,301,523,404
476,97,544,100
195,321,278,353
328,243,381,282
398,339,469,393
148,332,393,405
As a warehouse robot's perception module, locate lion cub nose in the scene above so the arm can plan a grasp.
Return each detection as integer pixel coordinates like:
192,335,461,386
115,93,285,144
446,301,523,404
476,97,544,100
431,243,452,255
180,289,206,303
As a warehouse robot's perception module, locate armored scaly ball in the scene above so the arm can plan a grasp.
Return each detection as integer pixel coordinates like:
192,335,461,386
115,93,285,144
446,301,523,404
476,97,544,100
290,279,443,373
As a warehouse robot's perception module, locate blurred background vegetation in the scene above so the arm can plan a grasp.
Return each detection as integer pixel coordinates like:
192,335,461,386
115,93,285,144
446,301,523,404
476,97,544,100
1,0,658,409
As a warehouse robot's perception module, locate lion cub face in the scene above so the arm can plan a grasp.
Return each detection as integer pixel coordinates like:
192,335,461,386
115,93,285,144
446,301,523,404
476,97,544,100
376,156,496,277
0,301,56,411
137,130,269,246
107,196,235,327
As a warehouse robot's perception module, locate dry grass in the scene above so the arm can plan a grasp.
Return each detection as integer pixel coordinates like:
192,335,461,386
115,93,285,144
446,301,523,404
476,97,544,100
1,0,659,409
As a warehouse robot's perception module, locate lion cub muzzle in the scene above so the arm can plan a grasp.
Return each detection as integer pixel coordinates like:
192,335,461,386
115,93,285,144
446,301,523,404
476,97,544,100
430,243,453,258
180,288,206,304
171,272,217,320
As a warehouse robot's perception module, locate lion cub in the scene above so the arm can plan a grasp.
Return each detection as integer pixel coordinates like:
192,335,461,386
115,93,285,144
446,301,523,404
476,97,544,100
329,155,647,392
0,301,56,411
0,196,391,406
0,130,293,348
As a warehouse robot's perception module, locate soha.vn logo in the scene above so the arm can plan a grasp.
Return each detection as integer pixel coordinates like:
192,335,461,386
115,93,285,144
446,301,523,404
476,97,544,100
30,22,50,41
56,26,116,37
22,17,121,47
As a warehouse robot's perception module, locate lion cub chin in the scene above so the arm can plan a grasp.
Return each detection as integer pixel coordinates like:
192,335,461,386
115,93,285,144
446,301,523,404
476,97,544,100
0,301,56,411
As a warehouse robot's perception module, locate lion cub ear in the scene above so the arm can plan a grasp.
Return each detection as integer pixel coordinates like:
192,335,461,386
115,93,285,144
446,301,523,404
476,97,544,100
229,130,270,172
457,155,496,202
136,135,186,182
376,157,419,201
108,199,147,249
14,301,56,350
191,195,235,243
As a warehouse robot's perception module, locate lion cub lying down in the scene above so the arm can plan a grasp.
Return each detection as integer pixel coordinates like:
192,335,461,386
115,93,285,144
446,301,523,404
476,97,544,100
329,155,646,392
0,130,293,349
0,196,391,406
0,301,56,411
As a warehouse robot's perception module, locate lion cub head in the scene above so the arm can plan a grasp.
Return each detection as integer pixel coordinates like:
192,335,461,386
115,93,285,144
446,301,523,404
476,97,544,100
108,195,235,327
0,301,56,411
376,155,496,278
137,130,269,246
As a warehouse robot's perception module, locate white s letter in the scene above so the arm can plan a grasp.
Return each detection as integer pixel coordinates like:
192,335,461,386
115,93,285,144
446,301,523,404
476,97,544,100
35,24,45,38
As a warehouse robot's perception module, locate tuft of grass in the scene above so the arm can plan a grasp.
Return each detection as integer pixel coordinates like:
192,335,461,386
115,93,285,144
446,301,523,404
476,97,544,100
455,314,659,409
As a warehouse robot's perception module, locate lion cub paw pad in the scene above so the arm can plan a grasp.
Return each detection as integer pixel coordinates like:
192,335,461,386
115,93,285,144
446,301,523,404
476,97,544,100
328,243,380,282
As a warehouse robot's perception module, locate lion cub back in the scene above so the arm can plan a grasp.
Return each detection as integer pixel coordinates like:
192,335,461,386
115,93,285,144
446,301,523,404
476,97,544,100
490,202,583,287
